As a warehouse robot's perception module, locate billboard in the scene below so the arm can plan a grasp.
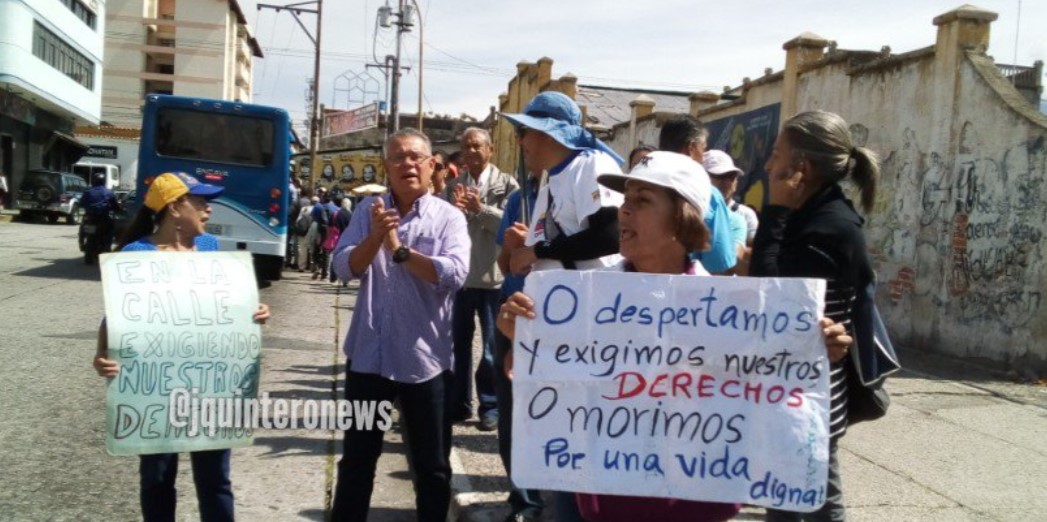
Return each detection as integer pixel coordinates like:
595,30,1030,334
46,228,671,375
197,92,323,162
322,103,380,138
705,103,780,210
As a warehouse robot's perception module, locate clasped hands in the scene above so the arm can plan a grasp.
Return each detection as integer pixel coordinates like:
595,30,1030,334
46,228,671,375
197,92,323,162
453,185,482,214
370,197,402,252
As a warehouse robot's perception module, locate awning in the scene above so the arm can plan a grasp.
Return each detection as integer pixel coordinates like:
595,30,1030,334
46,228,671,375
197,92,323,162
51,130,90,152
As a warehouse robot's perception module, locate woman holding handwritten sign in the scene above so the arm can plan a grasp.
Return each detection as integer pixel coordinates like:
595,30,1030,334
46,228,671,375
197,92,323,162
92,172,270,522
751,111,880,522
497,152,853,522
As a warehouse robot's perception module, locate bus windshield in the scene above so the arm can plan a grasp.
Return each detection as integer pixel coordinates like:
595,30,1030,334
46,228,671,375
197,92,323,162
156,108,274,167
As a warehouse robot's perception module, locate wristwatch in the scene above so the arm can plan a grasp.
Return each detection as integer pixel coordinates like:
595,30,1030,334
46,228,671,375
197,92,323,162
392,245,411,263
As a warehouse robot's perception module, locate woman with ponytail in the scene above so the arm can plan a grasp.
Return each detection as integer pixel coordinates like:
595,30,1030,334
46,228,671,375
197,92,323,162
752,110,879,522
94,172,270,522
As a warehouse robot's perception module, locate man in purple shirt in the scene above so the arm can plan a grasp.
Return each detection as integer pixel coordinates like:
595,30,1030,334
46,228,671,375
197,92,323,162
331,128,471,522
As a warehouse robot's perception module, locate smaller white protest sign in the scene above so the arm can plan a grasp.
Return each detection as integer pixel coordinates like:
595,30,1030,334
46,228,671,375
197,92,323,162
100,251,261,456
512,270,829,512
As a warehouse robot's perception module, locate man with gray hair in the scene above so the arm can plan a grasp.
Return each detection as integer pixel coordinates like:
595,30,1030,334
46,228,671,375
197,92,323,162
331,128,471,521
445,127,518,431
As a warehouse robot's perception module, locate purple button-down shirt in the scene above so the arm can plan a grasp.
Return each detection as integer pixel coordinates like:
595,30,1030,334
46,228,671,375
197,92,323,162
332,193,471,383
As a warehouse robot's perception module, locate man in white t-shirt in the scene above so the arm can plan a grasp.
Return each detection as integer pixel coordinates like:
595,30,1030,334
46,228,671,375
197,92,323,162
501,91,625,273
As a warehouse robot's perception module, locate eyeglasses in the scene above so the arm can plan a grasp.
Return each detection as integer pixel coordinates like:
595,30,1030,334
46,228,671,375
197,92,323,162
387,153,432,166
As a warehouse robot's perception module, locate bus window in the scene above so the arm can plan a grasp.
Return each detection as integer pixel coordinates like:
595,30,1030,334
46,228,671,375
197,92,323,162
155,108,275,167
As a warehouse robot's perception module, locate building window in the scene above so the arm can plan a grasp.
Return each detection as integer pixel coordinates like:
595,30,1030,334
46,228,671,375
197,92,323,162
59,0,96,29
32,22,95,90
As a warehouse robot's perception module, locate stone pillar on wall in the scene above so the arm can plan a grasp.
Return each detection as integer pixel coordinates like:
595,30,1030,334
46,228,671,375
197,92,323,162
781,32,829,125
932,5,998,150
558,73,579,100
933,5,997,56
931,5,999,303
628,94,656,149
689,91,720,118
537,57,553,88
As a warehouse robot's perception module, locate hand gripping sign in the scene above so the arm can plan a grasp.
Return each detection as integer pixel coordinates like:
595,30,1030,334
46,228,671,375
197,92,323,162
100,251,261,456
511,270,830,512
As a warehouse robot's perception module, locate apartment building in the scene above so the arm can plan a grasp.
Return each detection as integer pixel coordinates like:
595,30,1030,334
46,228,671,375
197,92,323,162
101,0,263,127
0,0,104,205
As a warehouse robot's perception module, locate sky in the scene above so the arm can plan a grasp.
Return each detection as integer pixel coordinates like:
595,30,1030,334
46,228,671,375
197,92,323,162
239,1,1047,136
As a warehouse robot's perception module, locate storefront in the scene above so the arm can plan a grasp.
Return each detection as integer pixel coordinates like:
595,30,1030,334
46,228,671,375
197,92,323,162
0,89,88,207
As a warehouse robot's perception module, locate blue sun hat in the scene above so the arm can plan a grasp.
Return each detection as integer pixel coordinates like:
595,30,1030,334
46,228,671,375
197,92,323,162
502,91,624,165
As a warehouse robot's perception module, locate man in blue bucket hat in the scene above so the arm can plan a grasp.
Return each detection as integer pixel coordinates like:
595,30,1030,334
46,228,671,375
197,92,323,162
498,91,624,522
500,91,624,274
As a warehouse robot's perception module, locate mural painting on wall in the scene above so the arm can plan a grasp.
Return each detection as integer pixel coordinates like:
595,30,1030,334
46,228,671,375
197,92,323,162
863,121,1046,346
705,103,780,211
294,151,386,194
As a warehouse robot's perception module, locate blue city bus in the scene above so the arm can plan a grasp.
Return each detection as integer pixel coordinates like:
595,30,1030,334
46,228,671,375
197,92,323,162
137,94,291,280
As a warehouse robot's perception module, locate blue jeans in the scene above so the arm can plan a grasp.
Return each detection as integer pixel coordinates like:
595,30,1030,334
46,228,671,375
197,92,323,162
139,450,233,522
493,328,544,517
333,370,453,522
451,287,500,419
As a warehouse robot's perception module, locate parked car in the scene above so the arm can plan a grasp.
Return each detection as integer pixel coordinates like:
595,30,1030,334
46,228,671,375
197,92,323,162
15,170,88,224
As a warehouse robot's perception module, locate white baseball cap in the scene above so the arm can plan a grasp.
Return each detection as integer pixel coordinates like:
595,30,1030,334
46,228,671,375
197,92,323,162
702,149,744,177
597,151,711,217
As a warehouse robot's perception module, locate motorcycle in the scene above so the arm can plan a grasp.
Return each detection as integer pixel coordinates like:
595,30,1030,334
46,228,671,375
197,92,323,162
80,212,115,265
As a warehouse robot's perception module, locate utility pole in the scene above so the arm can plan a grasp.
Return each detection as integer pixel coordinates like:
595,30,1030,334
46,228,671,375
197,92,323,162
389,0,404,134
378,1,414,135
258,0,323,192
411,0,423,131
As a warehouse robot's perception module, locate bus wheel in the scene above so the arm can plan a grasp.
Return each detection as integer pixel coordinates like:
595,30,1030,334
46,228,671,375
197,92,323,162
255,254,284,281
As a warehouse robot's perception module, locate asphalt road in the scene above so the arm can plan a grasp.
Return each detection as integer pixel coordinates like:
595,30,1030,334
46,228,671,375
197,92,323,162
0,220,417,521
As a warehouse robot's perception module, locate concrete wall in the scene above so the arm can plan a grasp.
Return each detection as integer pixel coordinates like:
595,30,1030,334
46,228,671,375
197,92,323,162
869,53,1047,371
754,7,1047,371
772,9,1045,371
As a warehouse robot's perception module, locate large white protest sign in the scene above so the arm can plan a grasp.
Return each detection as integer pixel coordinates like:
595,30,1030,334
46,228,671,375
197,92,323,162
512,270,829,512
100,251,261,456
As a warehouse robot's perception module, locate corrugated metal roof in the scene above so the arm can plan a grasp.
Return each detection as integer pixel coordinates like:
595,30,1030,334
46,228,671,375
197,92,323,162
576,85,691,127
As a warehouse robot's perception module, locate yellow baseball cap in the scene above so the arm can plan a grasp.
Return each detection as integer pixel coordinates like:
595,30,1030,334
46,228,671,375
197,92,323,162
143,172,224,212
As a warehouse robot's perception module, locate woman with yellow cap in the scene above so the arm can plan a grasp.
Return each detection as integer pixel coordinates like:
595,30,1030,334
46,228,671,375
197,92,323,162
93,172,270,522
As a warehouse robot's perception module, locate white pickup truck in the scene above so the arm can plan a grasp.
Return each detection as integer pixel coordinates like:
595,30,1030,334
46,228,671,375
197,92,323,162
72,162,120,190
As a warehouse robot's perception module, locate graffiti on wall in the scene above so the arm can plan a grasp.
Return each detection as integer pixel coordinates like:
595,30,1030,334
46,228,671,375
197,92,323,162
868,121,1047,341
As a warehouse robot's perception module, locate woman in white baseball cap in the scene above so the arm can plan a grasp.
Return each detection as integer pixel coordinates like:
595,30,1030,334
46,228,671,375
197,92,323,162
496,151,853,522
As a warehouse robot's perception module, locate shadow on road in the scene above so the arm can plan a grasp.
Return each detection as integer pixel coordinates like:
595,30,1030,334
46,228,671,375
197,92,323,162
891,346,1047,408
299,507,415,522
15,256,101,281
